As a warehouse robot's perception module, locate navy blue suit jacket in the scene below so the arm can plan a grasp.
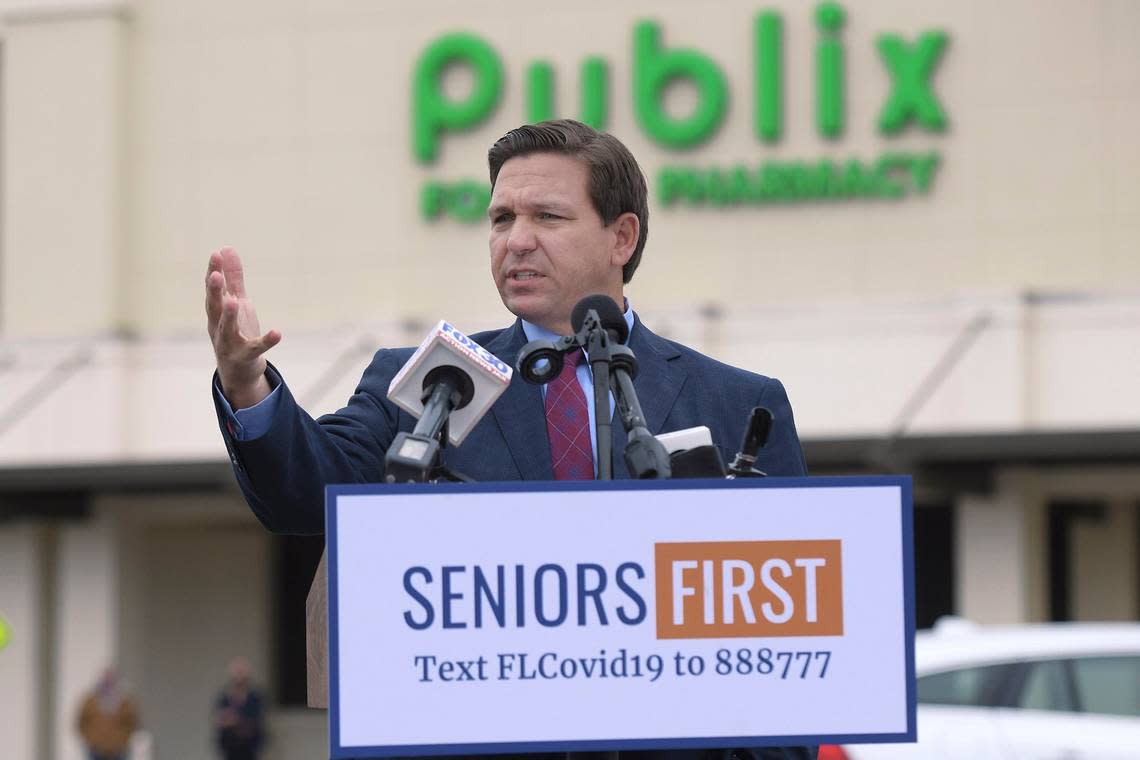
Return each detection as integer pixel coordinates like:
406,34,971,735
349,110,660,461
216,317,807,535
213,317,814,760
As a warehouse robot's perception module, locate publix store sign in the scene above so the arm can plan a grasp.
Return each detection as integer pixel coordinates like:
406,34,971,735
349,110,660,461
415,2,949,222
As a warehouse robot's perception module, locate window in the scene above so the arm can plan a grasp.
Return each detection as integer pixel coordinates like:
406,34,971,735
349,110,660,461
917,663,1019,707
1018,660,1074,712
1071,656,1140,717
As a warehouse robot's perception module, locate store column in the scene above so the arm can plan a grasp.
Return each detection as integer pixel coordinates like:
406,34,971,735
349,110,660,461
955,483,1033,624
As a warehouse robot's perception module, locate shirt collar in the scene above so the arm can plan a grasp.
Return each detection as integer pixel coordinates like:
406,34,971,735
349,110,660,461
521,298,635,345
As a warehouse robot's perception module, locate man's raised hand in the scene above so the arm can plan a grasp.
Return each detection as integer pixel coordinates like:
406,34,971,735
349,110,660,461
205,247,281,410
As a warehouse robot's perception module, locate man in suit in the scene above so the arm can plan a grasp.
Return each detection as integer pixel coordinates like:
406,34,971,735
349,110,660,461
207,119,813,759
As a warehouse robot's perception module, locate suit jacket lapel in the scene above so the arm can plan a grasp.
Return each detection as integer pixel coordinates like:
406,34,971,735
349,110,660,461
611,318,686,479
485,321,555,480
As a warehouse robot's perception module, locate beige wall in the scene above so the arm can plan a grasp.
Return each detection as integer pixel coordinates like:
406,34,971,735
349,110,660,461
5,0,1137,338
1,3,127,335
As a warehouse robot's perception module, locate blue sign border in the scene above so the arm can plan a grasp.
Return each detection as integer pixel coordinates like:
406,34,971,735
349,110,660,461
326,475,916,759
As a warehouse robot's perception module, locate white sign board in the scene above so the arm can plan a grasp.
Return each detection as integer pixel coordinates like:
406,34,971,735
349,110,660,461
327,477,916,757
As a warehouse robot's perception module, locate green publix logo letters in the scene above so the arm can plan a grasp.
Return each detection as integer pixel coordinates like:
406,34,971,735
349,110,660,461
416,2,948,222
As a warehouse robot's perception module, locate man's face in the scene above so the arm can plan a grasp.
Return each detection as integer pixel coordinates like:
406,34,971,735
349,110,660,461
488,153,628,335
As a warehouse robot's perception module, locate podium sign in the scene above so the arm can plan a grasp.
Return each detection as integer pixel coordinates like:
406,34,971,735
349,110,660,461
327,477,915,758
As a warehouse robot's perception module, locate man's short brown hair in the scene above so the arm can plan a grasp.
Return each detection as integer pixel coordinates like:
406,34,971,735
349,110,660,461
488,119,649,284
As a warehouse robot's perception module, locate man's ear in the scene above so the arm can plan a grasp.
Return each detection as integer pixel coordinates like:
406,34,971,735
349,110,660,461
610,212,640,269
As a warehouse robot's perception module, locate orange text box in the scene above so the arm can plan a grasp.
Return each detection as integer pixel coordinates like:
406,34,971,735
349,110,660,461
654,540,843,639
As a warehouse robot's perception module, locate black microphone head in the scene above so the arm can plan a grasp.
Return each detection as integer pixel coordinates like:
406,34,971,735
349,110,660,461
422,365,476,409
740,406,773,457
571,294,628,342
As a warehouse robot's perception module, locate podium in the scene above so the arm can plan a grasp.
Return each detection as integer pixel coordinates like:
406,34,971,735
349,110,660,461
309,476,915,757
306,551,330,708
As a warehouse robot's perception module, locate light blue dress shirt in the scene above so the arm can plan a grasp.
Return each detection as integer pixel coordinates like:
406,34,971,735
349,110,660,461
217,302,636,476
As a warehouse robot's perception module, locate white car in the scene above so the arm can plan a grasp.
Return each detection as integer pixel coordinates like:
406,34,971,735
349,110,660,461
822,618,1140,760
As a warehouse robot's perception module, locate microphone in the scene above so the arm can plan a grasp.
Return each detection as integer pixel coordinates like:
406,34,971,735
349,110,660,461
516,294,629,384
727,407,773,478
656,426,727,479
571,294,629,343
411,365,476,443
385,321,513,482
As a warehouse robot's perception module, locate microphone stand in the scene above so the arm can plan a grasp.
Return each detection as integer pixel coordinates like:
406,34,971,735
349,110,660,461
516,305,670,480
516,310,619,480
580,311,615,481
608,344,671,480
578,310,670,479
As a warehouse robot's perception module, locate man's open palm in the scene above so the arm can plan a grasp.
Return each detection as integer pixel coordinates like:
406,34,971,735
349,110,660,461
205,247,281,409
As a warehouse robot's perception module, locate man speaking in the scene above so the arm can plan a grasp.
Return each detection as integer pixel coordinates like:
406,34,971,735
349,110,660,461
207,120,812,760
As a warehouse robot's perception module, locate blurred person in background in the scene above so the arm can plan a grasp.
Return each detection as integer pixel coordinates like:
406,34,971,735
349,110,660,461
213,657,265,760
76,666,139,760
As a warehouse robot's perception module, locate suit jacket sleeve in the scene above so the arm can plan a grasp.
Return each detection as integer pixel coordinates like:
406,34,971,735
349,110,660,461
212,352,408,534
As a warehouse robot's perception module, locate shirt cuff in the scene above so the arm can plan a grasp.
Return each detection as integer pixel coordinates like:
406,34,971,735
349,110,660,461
216,367,283,441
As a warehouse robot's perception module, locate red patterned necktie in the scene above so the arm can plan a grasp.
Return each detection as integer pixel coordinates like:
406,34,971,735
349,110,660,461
544,348,594,480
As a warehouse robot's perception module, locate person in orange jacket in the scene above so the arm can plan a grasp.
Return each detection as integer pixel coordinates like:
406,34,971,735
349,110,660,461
77,666,139,760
